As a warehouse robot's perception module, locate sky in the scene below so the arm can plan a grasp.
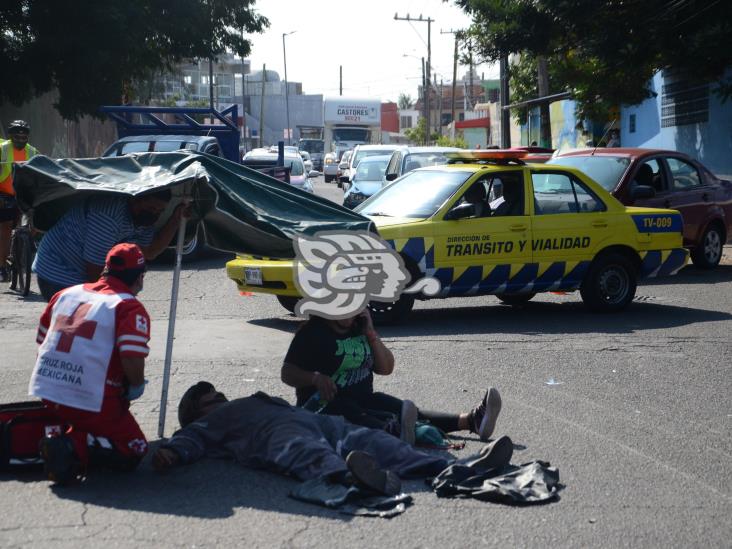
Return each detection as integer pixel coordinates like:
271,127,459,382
245,0,497,103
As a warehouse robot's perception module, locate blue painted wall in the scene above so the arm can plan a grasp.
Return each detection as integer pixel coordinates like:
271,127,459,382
621,69,732,177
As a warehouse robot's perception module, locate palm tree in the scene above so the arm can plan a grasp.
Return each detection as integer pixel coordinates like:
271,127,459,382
398,93,414,110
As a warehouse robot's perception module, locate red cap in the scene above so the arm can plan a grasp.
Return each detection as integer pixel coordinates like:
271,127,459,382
105,243,146,271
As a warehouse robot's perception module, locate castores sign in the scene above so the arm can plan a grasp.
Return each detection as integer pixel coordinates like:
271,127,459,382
323,101,380,124
293,231,440,319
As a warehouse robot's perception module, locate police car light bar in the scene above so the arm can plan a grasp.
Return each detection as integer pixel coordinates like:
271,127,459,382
445,149,529,165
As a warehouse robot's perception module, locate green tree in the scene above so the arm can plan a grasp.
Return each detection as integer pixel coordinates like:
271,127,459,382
456,0,732,119
398,93,414,110
508,53,565,123
404,117,439,145
436,135,468,148
0,0,268,119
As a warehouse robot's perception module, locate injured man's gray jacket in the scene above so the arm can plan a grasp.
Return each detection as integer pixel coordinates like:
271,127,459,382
161,392,449,481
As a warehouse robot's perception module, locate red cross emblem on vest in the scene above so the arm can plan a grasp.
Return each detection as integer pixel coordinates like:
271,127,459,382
51,302,98,353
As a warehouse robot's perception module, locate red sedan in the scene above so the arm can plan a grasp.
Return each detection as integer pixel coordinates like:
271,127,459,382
547,148,732,268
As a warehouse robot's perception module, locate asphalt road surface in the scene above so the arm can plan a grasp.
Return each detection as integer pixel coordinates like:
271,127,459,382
1,176,730,548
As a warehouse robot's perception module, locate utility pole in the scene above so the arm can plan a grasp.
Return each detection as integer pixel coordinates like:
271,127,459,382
394,13,433,145
439,78,444,137
208,59,214,110
259,63,266,147
421,57,426,144
441,28,463,139
468,39,474,110
433,71,438,137
499,56,511,148
537,56,551,148
283,31,296,145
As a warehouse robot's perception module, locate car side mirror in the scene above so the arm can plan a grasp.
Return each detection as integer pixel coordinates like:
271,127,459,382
308,170,319,178
386,173,397,182
338,162,348,169
631,184,656,199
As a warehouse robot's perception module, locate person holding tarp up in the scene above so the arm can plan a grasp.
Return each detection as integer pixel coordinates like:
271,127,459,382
29,243,152,485
32,188,187,301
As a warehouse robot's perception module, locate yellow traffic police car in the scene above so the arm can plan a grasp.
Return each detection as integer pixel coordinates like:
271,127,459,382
227,150,688,323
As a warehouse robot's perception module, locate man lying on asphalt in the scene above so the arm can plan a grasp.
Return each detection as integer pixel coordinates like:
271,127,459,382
153,381,513,495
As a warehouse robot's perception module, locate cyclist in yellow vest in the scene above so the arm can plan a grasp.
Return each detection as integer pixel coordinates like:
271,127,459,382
0,120,38,282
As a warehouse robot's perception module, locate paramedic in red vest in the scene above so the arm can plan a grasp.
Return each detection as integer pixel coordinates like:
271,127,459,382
29,243,151,484
0,120,38,282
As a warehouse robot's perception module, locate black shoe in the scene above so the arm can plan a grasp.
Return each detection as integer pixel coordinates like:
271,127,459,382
345,450,401,496
39,435,80,485
470,387,502,441
465,435,513,471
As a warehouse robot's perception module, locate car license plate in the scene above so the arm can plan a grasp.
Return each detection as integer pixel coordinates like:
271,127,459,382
244,268,263,286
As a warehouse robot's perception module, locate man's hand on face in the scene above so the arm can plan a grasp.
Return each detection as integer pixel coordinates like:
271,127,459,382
153,448,180,472
358,309,374,333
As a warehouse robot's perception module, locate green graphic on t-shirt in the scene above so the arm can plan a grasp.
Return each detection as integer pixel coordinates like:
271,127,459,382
332,335,372,386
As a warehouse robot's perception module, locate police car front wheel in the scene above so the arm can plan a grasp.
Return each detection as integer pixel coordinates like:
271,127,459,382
580,252,637,312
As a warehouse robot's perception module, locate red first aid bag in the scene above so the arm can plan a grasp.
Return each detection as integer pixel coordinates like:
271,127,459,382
0,401,62,469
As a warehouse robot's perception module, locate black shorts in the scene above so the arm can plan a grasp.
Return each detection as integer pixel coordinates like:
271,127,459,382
0,195,18,223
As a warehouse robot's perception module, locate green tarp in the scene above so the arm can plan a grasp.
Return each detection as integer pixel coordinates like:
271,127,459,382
13,151,372,258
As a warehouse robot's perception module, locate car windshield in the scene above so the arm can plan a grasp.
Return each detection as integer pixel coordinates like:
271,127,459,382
403,152,451,172
285,157,304,176
354,158,389,182
353,149,395,168
118,140,193,154
546,155,630,191
299,140,324,154
356,169,471,218
334,128,370,142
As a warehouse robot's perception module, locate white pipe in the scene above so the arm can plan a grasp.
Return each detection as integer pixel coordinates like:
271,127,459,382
157,211,187,438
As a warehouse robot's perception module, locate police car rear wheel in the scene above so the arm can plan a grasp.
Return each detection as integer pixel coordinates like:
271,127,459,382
368,294,415,325
580,253,637,312
496,292,536,306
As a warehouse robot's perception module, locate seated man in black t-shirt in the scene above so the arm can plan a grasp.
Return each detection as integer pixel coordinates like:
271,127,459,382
281,310,502,445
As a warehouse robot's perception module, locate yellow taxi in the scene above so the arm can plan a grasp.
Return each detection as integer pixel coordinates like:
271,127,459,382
227,150,689,322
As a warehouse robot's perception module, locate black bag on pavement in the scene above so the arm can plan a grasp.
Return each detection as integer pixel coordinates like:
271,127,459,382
0,401,62,469
430,460,561,505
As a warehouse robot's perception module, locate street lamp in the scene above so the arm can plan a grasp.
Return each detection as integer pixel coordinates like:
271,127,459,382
282,30,296,145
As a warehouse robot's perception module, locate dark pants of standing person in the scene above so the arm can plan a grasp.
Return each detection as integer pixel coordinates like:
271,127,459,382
322,392,460,433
